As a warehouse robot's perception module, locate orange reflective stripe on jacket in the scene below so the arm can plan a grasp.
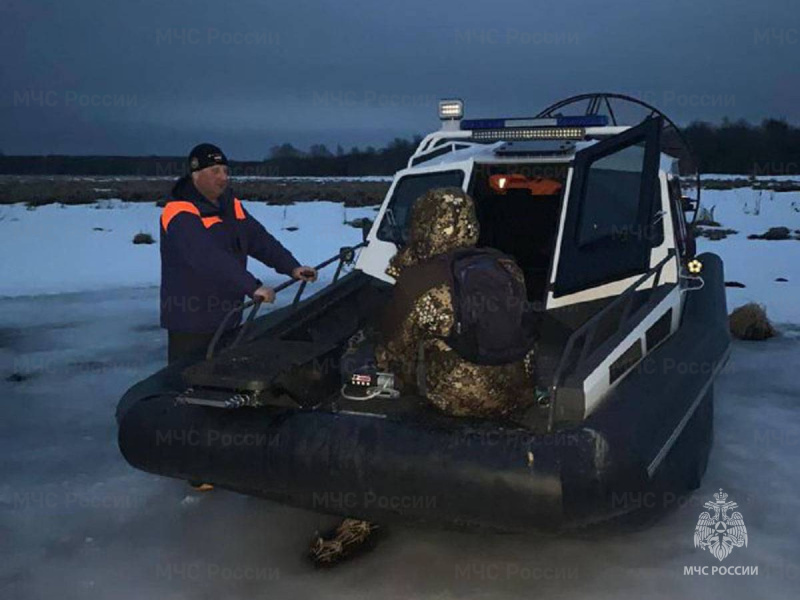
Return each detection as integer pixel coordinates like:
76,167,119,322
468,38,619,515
161,201,228,231
161,201,200,231
233,198,246,220
201,216,223,228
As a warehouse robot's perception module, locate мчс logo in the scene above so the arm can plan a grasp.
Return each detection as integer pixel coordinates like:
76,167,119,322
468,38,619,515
693,488,748,562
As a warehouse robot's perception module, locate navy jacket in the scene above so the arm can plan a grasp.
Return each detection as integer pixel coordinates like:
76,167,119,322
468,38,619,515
160,176,300,333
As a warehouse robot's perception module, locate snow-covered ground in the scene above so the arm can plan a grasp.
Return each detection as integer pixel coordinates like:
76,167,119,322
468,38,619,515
0,200,379,297
695,187,800,324
1,185,797,323
0,186,798,599
700,174,800,182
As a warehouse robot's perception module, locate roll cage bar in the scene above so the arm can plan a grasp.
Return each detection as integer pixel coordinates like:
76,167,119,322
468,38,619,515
536,92,701,224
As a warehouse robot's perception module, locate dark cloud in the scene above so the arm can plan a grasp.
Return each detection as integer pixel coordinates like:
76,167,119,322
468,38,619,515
1,0,798,158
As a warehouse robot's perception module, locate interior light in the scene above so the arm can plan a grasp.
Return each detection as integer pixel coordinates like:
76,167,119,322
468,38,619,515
489,174,563,196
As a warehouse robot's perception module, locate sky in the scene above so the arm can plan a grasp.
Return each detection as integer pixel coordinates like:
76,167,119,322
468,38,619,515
1,0,798,159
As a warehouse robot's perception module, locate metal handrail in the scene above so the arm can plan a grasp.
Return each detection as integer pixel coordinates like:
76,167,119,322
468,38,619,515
205,241,367,360
546,250,676,431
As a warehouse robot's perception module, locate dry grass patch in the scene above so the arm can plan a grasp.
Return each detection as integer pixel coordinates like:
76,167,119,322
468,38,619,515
132,232,155,245
747,227,791,240
1,177,389,207
729,303,777,340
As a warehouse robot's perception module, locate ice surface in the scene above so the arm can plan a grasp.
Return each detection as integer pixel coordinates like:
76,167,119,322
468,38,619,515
0,187,798,598
0,287,797,599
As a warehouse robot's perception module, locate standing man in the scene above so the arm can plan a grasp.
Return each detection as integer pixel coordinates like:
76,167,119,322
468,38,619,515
160,143,317,364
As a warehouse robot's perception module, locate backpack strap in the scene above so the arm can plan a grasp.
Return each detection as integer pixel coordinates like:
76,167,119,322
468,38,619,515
416,340,428,397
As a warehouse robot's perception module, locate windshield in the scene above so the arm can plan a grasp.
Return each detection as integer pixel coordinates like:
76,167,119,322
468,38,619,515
376,170,465,246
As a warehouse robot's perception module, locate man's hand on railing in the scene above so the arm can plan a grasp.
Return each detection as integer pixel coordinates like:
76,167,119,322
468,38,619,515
292,266,318,282
207,242,368,360
252,286,276,303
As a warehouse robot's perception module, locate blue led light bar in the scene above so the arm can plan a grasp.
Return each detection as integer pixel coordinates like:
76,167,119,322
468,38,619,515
556,115,609,127
461,114,608,130
460,118,507,129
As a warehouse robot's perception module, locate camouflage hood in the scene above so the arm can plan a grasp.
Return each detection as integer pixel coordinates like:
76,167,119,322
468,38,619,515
386,187,479,278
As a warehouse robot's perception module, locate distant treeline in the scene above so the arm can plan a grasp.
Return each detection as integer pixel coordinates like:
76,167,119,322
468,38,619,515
684,119,800,175
2,120,800,176
0,137,423,178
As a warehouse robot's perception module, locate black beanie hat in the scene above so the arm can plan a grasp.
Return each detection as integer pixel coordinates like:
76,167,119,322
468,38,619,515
188,143,228,172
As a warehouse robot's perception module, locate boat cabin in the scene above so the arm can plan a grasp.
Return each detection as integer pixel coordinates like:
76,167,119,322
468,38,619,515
355,95,701,425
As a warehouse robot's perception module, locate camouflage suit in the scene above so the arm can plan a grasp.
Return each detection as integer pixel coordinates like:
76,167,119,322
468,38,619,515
376,188,534,418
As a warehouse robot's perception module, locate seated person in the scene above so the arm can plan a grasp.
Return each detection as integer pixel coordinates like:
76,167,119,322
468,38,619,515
375,187,535,419
311,190,537,565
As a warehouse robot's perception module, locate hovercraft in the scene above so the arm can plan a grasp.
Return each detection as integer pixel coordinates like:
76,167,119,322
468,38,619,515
117,94,731,530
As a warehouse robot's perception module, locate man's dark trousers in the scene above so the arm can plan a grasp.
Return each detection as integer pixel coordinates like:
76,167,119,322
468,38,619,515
167,331,216,364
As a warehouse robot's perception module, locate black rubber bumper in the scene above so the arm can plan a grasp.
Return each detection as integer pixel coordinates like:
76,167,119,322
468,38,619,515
119,394,580,529
117,253,730,530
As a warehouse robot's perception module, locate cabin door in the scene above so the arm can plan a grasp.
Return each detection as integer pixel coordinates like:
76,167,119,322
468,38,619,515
548,117,663,305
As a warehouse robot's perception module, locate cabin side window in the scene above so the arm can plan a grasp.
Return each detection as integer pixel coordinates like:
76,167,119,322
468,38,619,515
648,184,665,248
376,170,465,246
576,144,645,247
